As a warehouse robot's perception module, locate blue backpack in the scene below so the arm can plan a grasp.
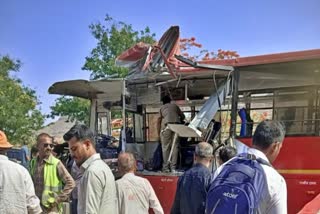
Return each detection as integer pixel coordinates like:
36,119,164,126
206,154,270,214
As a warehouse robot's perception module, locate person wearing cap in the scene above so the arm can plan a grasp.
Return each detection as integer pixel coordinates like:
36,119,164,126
157,95,185,173
171,142,214,214
32,133,75,214
0,130,42,214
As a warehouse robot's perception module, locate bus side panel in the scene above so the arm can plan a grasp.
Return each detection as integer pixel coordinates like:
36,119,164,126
239,137,320,214
142,175,179,214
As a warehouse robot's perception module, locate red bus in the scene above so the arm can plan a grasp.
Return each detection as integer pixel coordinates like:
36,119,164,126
49,26,320,214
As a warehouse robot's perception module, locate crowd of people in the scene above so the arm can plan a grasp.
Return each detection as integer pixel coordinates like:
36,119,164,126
0,118,288,214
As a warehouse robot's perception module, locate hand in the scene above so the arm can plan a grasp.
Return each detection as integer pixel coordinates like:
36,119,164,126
47,200,58,210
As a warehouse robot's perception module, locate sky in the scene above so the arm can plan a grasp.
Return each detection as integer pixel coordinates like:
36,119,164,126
1,0,320,124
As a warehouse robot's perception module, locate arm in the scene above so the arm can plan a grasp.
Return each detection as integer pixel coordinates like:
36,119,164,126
177,106,185,122
157,109,163,137
56,161,75,202
147,180,164,214
170,177,181,214
268,177,287,214
83,170,103,214
24,168,42,214
115,182,123,214
157,116,162,137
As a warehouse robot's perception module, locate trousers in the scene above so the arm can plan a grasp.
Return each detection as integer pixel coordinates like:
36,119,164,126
160,128,178,171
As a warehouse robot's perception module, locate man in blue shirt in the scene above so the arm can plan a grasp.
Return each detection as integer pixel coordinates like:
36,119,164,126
171,142,213,214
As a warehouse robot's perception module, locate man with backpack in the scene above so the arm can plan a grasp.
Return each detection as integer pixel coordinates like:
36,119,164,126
206,120,287,214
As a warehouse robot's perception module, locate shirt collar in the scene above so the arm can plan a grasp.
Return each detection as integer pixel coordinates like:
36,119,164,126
38,154,55,165
248,148,270,163
81,153,101,170
0,154,8,160
122,172,135,179
194,162,208,169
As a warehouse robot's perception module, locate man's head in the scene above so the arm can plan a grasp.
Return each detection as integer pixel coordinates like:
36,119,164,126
217,146,237,166
64,124,96,167
252,120,286,163
36,133,54,159
0,130,13,155
118,152,136,176
162,95,171,105
194,142,213,168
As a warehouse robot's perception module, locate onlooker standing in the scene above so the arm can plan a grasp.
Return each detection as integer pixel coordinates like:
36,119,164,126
216,146,237,166
208,120,287,214
171,142,213,214
0,130,42,214
157,95,185,172
29,145,39,175
70,160,83,214
64,124,117,214
116,152,164,214
32,133,75,213
21,141,31,167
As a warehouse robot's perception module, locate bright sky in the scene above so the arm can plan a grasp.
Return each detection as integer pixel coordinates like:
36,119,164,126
1,0,320,123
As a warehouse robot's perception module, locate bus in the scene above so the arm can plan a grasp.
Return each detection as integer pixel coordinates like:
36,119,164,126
49,26,320,214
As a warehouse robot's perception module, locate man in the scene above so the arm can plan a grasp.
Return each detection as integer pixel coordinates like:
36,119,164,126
157,95,185,172
209,120,287,214
64,124,117,214
21,141,31,168
216,146,237,167
116,152,164,214
171,142,213,214
70,160,83,214
32,133,75,213
0,130,42,214
29,145,39,175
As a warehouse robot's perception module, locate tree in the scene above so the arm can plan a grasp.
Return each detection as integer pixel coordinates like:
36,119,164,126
51,15,156,122
82,14,156,79
0,55,45,144
49,96,90,125
180,37,239,61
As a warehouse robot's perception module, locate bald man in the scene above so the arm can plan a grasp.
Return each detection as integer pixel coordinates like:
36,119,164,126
116,152,164,214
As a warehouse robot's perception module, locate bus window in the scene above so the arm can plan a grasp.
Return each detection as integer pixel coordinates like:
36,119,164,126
274,88,317,135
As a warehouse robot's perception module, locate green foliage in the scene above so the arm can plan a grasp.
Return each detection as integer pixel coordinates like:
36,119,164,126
82,14,156,80
51,15,156,124
0,55,45,144
49,96,90,125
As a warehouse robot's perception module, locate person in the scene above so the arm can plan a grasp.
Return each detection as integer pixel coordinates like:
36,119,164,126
70,160,83,214
32,133,75,213
0,130,42,214
29,145,39,175
216,146,237,166
171,142,213,214
64,124,117,214
116,152,164,214
157,95,185,172
209,120,287,214
21,141,31,167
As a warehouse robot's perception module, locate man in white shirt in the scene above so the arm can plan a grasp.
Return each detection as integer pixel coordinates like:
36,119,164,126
0,130,42,214
116,152,164,214
212,120,287,214
64,124,117,214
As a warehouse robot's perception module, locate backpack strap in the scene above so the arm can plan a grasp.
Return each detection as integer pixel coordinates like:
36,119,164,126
238,153,272,167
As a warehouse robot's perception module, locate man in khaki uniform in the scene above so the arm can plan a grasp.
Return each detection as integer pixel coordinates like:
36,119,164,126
157,95,185,172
